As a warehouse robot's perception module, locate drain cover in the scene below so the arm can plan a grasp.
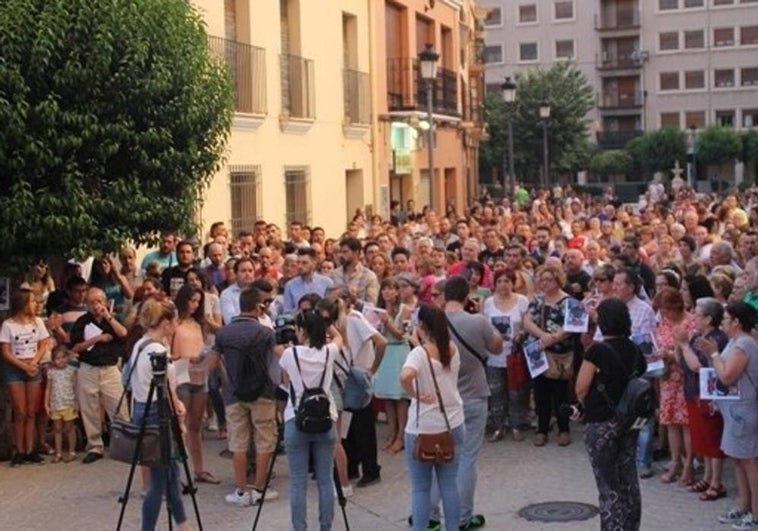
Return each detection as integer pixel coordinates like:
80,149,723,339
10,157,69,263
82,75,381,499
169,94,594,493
518,501,598,523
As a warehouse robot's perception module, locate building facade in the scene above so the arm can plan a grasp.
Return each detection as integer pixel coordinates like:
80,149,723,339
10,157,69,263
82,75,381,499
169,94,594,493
480,0,758,182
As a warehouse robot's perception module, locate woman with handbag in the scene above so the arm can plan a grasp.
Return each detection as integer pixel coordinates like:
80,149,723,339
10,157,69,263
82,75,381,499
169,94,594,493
523,264,574,447
400,304,464,531
129,298,190,531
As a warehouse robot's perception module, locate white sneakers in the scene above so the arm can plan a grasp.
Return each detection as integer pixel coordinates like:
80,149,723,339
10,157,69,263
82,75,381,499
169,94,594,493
225,488,279,507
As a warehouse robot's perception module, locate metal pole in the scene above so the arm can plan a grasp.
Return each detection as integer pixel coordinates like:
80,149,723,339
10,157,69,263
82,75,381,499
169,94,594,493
426,80,435,211
507,115,515,198
542,120,549,189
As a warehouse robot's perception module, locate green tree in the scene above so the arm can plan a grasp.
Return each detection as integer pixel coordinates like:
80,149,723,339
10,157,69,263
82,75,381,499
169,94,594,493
624,128,686,175
0,0,233,271
478,92,507,188
696,126,741,167
479,62,594,186
589,149,632,178
743,130,758,163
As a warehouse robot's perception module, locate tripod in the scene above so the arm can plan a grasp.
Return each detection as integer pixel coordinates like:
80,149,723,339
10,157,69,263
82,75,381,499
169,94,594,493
116,355,203,530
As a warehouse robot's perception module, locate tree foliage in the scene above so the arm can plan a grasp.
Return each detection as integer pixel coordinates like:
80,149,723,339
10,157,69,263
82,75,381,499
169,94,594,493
0,0,233,269
589,149,632,178
479,62,594,185
625,128,685,174
695,126,742,167
743,130,758,163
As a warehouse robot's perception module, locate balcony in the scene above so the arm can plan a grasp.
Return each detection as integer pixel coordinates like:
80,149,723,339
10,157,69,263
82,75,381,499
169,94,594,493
595,10,640,31
596,130,643,149
280,53,315,129
597,91,644,110
597,52,641,71
386,58,459,116
207,36,267,117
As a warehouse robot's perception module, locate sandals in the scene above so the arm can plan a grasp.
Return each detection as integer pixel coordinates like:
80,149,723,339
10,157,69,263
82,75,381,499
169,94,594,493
699,486,727,501
52,453,62,464
63,452,77,463
688,480,710,493
194,471,221,484
533,433,548,447
660,466,680,484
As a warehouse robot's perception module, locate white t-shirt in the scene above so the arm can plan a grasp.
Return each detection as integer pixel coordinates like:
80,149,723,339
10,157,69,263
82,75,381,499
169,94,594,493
482,294,529,368
404,345,464,435
279,343,338,423
129,337,176,403
346,310,377,370
0,317,49,359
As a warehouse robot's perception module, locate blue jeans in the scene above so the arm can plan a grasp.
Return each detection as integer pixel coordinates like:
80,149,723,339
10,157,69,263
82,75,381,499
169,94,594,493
405,425,465,531
430,397,488,527
636,419,655,467
284,419,337,531
133,401,187,531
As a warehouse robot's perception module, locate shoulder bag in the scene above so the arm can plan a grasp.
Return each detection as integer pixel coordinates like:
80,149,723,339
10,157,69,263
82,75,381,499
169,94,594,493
446,315,487,368
541,299,574,381
413,347,455,464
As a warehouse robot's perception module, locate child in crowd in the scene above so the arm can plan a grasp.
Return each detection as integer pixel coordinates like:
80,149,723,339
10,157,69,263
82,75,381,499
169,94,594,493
44,346,78,463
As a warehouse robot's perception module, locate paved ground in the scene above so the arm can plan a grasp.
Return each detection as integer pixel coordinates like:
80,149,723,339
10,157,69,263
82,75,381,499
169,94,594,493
0,422,740,530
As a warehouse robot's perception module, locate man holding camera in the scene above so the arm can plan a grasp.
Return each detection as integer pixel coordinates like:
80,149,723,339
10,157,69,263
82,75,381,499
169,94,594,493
214,287,280,506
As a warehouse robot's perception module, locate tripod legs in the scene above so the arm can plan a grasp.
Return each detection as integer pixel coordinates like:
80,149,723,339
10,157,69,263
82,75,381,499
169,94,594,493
253,420,283,531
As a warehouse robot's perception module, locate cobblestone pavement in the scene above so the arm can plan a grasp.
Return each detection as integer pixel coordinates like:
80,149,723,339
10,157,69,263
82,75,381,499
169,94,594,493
0,422,739,530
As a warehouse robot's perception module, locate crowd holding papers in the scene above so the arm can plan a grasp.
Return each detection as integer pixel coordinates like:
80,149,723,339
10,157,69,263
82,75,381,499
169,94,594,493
631,332,665,377
563,298,589,333
83,322,103,351
524,338,548,378
699,367,741,400
491,315,512,358
361,304,387,332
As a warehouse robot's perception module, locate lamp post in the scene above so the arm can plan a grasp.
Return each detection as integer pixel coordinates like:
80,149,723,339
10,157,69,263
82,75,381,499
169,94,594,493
501,77,517,198
419,44,439,211
685,124,697,189
539,99,551,190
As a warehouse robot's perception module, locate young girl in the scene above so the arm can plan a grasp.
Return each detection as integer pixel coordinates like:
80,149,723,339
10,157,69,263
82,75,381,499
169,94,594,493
44,346,78,463
374,277,411,453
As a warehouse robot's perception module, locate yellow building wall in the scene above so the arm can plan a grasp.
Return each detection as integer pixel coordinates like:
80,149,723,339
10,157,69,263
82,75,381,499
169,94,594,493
192,0,374,238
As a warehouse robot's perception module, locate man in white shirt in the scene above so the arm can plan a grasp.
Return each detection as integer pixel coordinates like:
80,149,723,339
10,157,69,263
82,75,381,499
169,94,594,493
220,258,256,324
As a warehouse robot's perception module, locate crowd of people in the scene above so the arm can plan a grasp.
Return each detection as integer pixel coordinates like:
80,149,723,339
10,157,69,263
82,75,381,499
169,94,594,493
3,181,758,530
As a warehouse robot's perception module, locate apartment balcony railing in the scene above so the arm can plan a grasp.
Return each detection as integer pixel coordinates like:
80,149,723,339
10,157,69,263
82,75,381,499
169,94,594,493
597,52,641,70
597,91,644,110
596,130,644,148
343,69,370,125
595,10,640,31
207,35,266,115
386,58,459,116
280,53,315,119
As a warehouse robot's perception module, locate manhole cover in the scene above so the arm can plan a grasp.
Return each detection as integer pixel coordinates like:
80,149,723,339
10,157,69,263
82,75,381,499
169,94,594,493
518,501,598,523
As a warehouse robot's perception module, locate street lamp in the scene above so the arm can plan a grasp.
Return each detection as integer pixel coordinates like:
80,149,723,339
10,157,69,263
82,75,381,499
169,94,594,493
539,99,551,189
501,77,517,198
686,124,697,189
419,44,439,211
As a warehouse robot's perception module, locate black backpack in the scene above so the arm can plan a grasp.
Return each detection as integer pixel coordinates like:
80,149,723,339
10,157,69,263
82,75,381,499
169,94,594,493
290,346,332,434
233,319,273,402
596,342,654,431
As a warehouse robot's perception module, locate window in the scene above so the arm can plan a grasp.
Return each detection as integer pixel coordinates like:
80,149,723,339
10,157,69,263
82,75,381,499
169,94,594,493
519,42,538,61
685,111,706,128
284,167,310,225
483,45,503,64
483,7,502,27
742,67,758,86
684,0,704,6
659,0,678,9
714,27,735,46
685,70,705,88
554,1,573,19
713,0,733,5
684,30,705,48
229,165,262,236
714,68,735,87
660,71,680,90
744,109,758,127
519,4,537,23
659,32,679,50
555,39,574,58
741,26,758,45
661,112,680,128
715,110,735,127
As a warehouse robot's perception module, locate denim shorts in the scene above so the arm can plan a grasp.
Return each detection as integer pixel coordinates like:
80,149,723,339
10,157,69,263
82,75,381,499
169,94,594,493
3,361,42,384
177,382,208,398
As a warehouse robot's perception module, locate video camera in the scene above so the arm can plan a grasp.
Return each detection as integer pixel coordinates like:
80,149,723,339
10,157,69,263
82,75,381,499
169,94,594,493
149,350,168,375
274,313,297,345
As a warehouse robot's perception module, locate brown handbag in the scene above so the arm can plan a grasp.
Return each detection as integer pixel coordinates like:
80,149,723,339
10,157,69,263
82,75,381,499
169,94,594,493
413,347,455,464
539,298,574,381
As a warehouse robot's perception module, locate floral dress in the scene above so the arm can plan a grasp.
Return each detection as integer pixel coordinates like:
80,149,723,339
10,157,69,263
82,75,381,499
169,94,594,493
657,314,696,426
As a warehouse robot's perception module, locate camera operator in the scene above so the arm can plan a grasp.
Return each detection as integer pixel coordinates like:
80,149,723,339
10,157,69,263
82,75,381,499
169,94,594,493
574,298,646,531
279,308,344,530
129,298,190,531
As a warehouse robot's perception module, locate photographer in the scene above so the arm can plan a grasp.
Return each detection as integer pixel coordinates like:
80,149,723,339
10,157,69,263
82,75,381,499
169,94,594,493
575,298,646,531
279,309,343,531
129,298,190,531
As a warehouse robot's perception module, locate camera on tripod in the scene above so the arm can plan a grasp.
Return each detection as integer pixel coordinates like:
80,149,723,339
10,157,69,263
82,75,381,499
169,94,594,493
274,313,297,345
149,350,168,375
